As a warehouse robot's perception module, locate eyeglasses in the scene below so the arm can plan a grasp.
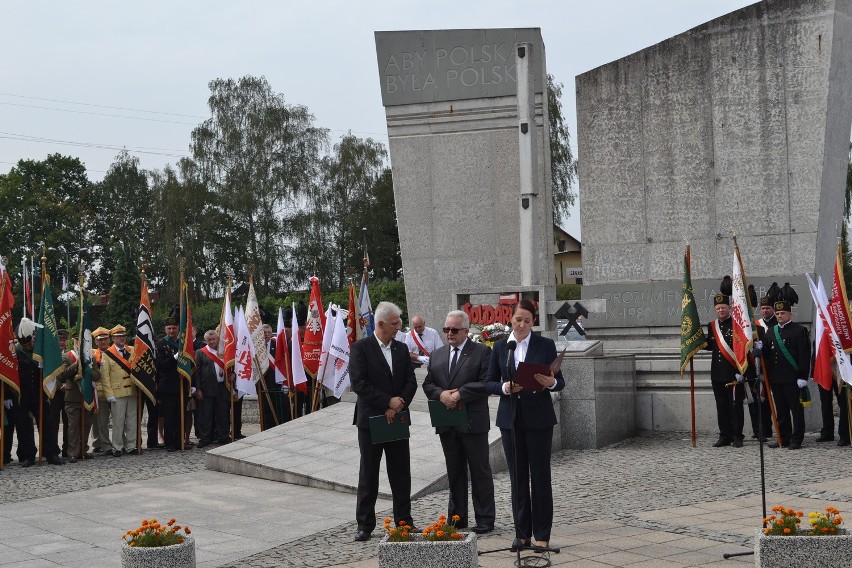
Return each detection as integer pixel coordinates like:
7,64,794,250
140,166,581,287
442,327,468,334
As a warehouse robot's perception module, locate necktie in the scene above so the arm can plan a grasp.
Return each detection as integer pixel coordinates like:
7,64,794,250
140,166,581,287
120,348,128,360
449,347,459,375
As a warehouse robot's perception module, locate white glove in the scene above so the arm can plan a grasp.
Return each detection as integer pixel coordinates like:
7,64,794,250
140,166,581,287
754,340,763,350
417,355,430,365
107,396,117,404
3,399,11,410
735,373,744,383
190,387,197,395
796,379,808,389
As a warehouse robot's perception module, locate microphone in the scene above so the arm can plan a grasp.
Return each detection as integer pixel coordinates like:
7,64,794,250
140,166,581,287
505,340,517,382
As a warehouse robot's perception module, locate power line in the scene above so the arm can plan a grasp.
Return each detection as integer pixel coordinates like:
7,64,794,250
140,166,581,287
0,102,200,126
0,131,190,158
0,92,208,119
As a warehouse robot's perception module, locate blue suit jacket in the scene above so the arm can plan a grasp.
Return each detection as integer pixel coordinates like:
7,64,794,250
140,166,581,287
484,334,565,430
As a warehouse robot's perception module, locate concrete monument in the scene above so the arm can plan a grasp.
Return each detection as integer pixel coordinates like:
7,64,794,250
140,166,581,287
577,0,852,431
374,28,556,332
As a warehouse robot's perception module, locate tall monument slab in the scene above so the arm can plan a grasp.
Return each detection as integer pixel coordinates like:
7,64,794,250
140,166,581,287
375,29,556,330
577,0,852,334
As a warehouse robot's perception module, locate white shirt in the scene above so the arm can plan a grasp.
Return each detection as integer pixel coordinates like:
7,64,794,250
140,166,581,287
375,334,393,370
404,327,443,356
508,331,531,369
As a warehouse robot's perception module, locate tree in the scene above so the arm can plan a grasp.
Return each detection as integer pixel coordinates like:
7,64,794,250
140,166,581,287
287,134,388,289
547,74,579,224
190,75,328,296
105,243,139,330
0,154,93,288
367,168,402,282
84,151,152,293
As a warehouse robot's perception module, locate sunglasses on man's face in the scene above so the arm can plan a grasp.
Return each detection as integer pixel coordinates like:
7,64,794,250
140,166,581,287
442,327,467,334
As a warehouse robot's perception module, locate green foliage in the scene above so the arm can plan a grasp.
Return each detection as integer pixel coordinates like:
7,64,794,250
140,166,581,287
0,154,93,287
556,284,581,301
191,75,328,296
106,244,140,331
285,135,396,289
547,74,578,224
843,148,852,292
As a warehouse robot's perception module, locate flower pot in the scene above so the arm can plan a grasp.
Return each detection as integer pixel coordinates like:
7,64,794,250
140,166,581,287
755,529,852,567
378,532,478,568
120,536,196,568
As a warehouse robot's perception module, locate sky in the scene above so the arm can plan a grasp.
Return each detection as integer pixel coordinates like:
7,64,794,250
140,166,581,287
2,0,755,239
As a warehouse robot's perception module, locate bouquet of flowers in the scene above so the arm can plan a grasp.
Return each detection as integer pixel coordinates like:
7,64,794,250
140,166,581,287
123,518,191,547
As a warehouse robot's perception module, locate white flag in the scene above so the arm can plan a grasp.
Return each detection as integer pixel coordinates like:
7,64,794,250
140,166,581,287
244,279,269,375
290,303,308,393
273,307,287,386
234,306,257,397
317,304,337,391
329,307,351,398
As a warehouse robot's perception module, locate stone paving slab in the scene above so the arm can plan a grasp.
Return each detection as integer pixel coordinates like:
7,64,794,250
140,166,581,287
206,400,504,499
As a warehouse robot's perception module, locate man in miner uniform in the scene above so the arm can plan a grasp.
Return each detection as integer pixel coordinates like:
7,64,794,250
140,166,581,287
704,276,748,448
748,283,778,442
761,283,810,450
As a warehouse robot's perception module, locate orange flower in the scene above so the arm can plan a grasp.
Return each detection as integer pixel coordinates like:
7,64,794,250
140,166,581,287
436,531,444,537
452,514,461,522
184,527,191,535
783,528,791,534
168,519,176,526
398,520,407,527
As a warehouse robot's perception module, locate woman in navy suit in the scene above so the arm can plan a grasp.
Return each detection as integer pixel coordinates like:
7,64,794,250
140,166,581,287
485,300,565,549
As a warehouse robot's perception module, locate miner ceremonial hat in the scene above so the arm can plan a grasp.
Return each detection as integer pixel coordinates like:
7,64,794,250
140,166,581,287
57,329,69,339
110,325,127,336
164,317,177,326
92,327,110,340
760,282,780,308
774,282,798,313
714,276,732,306
16,317,37,343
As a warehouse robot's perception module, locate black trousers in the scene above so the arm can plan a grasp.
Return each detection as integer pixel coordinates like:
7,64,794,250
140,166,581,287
4,397,59,461
771,383,805,445
49,389,68,456
711,381,745,441
142,394,159,448
355,426,413,533
501,425,554,542
818,381,850,442
159,392,181,450
197,384,231,443
232,396,243,437
747,380,773,438
439,429,495,528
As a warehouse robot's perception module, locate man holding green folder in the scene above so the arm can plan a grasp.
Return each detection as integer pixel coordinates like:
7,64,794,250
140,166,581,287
422,310,496,534
350,301,418,542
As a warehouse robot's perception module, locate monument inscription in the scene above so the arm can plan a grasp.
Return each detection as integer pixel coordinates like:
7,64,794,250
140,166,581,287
375,28,544,106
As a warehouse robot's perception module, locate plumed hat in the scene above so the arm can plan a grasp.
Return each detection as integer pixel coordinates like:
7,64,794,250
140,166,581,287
748,284,758,309
774,282,798,312
16,317,37,343
760,282,780,308
714,276,732,306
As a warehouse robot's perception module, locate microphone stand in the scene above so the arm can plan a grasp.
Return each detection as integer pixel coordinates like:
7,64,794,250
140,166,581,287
479,342,560,566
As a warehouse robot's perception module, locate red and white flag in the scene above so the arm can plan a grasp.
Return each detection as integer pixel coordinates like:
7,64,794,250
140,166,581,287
234,306,256,397
220,287,236,371
730,245,754,374
812,276,834,390
828,244,852,353
273,307,290,387
347,282,357,346
807,273,852,387
290,303,308,393
301,276,326,377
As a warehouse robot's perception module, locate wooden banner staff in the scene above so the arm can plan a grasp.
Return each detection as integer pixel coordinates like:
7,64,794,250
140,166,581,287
0,381,5,470
136,265,146,456
78,263,87,460
179,257,186,452
245,269,279,429
37,246,46,465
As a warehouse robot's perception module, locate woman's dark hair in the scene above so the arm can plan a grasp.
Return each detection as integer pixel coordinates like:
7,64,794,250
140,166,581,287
513,299,538,316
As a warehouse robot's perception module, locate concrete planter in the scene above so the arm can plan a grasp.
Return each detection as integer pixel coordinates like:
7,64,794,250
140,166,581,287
120,536,195,568
378,532,477,568
755,530,852,567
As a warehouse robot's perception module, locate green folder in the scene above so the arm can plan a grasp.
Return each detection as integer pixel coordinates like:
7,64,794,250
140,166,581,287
369,410,411,444
428,399,469,427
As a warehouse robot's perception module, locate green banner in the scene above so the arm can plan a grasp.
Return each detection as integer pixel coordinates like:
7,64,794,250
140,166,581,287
680,246,707,374
34,281,63,398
